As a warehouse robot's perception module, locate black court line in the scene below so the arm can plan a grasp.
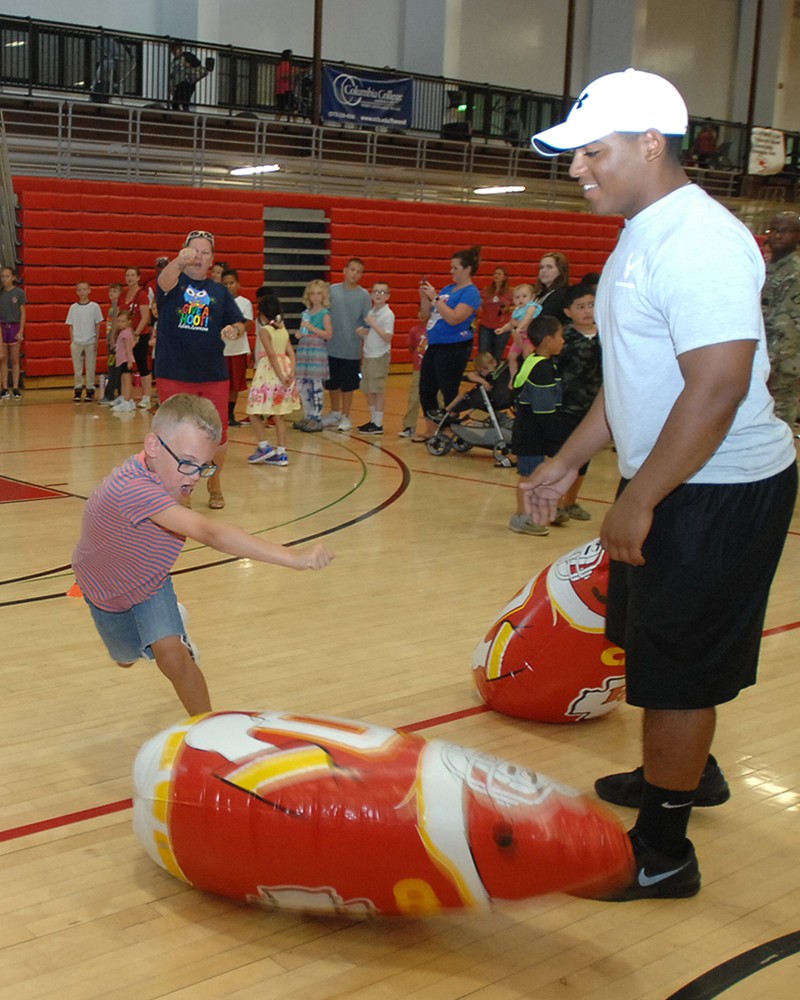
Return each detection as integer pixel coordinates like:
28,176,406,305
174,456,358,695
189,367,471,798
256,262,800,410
666,929,800,999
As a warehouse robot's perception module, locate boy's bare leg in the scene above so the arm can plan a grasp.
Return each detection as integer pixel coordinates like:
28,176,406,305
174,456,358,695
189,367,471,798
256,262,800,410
151,635,212,716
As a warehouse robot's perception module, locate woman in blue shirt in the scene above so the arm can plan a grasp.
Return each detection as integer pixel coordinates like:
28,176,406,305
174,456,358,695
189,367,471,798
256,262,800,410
414,246,482,442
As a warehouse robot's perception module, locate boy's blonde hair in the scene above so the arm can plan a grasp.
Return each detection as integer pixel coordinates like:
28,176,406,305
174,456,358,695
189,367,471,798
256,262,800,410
303,279,330,309
474,352,497,372
151,394,222,445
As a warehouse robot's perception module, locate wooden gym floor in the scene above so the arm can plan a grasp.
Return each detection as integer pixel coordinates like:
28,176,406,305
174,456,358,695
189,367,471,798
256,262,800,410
0,379,798,1000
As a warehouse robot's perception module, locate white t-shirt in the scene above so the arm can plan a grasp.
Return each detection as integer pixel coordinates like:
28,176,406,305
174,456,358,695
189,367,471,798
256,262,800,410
596,183,795,483
66,301,104,345
362,304,395,359
223,295,253,357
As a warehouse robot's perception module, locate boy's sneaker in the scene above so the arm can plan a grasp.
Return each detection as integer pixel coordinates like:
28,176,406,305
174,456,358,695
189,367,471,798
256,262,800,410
138,395,151,409
0,389,8,401
358,421,378,433
553,507,571,525
247,443,275,464
594,829,701,901
565,502,591,520
110,395,126,408
321,412,341,427
265,451,289,467
398,427,413,438
83,388,95,403
337,416,352,432
509,514,549,536
73,387,83,402
99,396,114,405
299,418,323,432
12,388,21,399
594,759,731,809
177,603,201,665
113,399,136,413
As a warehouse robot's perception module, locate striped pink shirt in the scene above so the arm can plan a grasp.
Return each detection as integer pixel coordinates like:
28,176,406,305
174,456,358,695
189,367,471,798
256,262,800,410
72,452,184,612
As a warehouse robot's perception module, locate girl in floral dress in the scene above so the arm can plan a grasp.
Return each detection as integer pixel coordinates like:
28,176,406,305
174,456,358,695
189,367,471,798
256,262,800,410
246,293,299,467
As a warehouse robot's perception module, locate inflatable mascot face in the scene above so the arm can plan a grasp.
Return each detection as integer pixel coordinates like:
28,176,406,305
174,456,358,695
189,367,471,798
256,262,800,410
473,538,626,723
133,710,633,916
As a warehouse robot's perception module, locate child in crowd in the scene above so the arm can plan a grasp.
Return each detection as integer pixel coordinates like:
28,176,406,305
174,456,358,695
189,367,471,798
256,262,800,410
0,265,26,400
557,283,601,521
399,309,428,438
446,351,498,415
66,280,103,402
221,268,254,427
100,282,122,404
356,281,395,434
509,315,564,537
72,394,333,716
294,279,332,433
110,309,136,412
496,283,542,386
247,293,299,467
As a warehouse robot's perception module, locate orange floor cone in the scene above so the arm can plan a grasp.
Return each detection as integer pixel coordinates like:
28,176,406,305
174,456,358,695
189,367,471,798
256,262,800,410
66,582,83,598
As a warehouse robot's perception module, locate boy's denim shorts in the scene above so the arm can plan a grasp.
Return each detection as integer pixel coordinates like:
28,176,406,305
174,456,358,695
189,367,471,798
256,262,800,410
86,576,184,663
516,454,545,477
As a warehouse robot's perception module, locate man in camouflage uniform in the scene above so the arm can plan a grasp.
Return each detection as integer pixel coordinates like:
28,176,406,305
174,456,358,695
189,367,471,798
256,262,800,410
762,212,800,428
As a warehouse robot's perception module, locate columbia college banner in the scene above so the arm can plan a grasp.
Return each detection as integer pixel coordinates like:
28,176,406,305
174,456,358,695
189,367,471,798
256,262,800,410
322,66,412,128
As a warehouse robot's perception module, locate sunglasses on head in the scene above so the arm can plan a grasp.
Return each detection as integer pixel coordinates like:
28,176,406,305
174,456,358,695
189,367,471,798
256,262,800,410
184,230,215,248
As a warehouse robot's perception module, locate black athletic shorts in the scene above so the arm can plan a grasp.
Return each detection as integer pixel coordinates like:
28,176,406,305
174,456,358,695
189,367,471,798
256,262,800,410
606,461,797,710
324,355,361,393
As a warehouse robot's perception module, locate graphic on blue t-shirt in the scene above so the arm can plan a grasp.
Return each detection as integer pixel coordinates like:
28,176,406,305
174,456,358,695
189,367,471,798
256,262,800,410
179,285,211,332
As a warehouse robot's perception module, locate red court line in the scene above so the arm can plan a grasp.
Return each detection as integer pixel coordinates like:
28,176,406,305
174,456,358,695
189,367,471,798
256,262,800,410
0,798,133,843
0,704,491,844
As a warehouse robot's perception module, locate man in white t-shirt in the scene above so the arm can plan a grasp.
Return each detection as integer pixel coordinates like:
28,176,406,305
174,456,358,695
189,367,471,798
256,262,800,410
66,280,104,402
221,269,254,427
356,281,395,434
526,69,797,901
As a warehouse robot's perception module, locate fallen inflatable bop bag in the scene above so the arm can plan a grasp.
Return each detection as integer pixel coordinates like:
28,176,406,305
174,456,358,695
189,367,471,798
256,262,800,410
133,710,634,916
473,538,626,723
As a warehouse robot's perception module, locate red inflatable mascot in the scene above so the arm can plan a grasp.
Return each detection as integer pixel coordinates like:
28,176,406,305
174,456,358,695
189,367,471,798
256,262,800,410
473,537,626,723
133,710,633,916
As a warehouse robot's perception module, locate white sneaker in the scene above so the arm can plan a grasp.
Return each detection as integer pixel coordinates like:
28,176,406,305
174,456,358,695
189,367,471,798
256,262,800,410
138,396,151,409
321,412,341,427
110,396,126,408
115,399,136,412
337,416,352,432
177,603,201,665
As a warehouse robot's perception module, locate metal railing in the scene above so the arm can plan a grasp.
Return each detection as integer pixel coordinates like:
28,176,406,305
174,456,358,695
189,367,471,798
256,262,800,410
3,11,799,185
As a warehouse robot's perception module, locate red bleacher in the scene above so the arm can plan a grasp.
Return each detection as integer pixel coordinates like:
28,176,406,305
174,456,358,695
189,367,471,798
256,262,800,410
13,176,622,377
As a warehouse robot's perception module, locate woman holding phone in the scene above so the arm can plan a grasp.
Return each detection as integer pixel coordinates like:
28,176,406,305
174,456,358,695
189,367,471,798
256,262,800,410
414,246,482,443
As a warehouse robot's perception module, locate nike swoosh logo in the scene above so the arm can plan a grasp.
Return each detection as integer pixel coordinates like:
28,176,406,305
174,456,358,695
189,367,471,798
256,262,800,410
661,801,693,810
637,862,690,887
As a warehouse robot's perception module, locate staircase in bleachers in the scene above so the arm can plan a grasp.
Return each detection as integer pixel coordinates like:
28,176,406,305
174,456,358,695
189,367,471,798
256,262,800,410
13,176,622,379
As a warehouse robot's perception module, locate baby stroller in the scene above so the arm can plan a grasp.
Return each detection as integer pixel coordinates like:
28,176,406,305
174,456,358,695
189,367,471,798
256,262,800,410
425,360,514,467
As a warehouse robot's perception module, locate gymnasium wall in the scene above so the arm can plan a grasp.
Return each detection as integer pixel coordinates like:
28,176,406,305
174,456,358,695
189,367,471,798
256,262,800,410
13,175,622,378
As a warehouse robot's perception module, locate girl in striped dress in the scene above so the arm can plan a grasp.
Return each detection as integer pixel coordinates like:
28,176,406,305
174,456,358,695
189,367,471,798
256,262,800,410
293,279,332,433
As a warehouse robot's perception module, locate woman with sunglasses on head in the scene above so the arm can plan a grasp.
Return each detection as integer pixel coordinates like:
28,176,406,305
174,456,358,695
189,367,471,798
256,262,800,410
155,230,244,510
73,394,333,717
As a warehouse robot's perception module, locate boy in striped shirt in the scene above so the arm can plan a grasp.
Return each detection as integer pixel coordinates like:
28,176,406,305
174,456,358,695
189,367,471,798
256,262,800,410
72,394,333,716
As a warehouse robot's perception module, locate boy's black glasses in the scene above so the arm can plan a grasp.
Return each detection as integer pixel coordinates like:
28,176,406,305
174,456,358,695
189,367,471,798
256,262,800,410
157,436,218,478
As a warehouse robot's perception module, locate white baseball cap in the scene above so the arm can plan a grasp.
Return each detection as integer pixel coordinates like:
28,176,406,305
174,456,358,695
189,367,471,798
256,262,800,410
531,68,688,156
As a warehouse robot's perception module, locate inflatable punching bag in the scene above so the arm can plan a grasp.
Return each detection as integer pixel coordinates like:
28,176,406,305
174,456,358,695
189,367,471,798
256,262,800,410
133,710,633,916
473,538,626,723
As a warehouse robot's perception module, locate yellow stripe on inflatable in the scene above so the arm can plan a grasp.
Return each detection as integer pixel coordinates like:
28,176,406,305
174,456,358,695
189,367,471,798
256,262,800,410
486,621,515,680
227,746,331,795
